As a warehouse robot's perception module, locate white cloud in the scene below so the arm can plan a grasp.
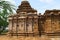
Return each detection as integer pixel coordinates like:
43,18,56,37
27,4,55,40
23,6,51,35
39,0,54,3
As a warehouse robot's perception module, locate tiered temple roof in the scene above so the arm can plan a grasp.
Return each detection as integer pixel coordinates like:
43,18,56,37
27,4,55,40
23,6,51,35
16,1,37,13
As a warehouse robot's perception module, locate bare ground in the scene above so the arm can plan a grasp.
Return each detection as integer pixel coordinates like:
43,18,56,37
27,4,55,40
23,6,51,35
0,35,60,40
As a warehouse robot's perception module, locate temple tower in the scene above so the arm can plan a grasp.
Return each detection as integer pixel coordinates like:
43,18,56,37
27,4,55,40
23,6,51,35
8,0,39,36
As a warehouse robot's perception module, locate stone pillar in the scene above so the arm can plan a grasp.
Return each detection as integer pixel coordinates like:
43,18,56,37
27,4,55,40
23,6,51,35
33,18,39,36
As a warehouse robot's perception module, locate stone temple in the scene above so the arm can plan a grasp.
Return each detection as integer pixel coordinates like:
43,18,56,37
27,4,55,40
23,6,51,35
8,0,60,40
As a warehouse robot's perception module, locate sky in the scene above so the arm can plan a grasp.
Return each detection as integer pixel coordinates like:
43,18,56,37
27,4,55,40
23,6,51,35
4,0,60,14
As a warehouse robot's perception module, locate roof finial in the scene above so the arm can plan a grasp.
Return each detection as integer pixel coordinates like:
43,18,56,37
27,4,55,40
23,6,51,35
22,0,27,1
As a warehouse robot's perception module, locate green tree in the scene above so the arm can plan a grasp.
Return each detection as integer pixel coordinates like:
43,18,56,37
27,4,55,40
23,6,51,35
0,1,16,34
0,1,16,20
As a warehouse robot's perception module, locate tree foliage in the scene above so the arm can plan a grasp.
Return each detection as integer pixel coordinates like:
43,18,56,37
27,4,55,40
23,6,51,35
0,1,16,34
